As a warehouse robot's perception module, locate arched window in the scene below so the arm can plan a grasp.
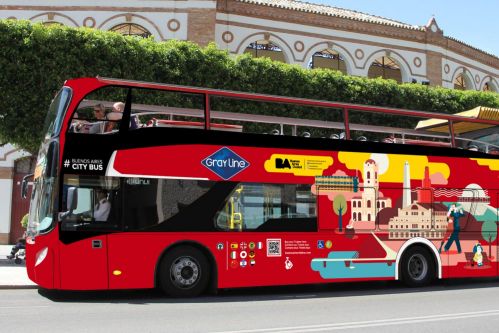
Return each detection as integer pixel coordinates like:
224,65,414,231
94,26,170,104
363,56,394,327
368,56,402,83
454,73,467,90
358,213,362,221
353,201,357,208
367,171,371,179
368,214,371,221
309,49,347,74
482,81,498,93
358,201,362,208
110,23,152,38
367,200,371,208
244,40,285,63
353,212,357,220
377,201,380,208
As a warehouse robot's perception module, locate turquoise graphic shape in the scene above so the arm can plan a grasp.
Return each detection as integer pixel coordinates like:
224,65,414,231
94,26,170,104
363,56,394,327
311,251,395,279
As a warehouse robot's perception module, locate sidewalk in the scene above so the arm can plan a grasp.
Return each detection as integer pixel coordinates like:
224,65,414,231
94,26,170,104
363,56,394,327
0,245,37,289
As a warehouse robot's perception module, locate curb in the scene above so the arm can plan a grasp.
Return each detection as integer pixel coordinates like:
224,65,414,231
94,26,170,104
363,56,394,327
0,285,38,290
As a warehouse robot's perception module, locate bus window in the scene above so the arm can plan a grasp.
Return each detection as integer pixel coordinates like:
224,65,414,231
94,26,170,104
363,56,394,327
131,88,205,131
216,183,317,232
70,86,129,134
61,175,120,230
122,178,217,231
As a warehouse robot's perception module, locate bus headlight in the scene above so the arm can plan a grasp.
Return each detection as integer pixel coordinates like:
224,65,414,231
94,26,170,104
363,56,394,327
35,247,48,267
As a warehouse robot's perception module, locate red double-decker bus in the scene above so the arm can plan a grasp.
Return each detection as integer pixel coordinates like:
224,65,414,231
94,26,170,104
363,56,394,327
25,77,498,297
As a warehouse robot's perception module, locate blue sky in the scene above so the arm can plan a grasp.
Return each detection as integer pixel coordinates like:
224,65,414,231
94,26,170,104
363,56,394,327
311,0,498,56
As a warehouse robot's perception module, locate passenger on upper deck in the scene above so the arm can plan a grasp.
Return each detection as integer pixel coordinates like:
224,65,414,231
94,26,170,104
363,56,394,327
106,101,140,130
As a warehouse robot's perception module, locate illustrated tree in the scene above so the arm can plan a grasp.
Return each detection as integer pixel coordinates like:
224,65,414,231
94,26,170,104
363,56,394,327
333,194,347,232
481,220,497,259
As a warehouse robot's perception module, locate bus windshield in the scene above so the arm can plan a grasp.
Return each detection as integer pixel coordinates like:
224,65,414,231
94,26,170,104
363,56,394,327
27,87,70,237
27,165,57,237
43,87,72,139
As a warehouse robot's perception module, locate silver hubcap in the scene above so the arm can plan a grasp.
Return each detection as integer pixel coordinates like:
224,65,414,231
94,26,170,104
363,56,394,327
170,256,200,289
408,254,428,281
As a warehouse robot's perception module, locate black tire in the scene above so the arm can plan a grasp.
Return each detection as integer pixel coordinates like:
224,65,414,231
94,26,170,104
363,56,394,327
400,246,436,287
159,245,210,297
14,258,22,265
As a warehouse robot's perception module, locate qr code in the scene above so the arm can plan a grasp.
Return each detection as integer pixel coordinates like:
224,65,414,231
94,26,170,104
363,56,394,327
267,239,282,257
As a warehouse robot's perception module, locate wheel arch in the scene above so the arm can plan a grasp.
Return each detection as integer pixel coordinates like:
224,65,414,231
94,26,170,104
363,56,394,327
154,240,218,293
395,237,441,280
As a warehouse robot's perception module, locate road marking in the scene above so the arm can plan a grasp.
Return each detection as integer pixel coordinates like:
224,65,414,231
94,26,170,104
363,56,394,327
211,309,499,332
0,306,49,310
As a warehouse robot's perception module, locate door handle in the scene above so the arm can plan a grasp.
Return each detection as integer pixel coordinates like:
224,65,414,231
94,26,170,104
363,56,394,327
92,240,102,249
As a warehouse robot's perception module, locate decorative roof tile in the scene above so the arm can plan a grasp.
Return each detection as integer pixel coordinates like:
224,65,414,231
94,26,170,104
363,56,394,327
236,0,422,30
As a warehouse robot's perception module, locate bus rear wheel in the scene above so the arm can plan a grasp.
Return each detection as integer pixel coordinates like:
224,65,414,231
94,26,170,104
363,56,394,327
400,246,436,287
159,246,210,297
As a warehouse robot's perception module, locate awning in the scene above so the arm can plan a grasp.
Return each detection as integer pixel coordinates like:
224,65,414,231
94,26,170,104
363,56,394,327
415,106,499,134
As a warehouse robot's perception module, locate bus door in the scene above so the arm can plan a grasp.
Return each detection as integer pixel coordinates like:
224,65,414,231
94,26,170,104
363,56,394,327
59,176,120,290
59,233,109,290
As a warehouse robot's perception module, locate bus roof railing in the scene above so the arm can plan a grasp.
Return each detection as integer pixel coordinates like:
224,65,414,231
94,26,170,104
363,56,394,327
93,77,499,149
80,100,448,139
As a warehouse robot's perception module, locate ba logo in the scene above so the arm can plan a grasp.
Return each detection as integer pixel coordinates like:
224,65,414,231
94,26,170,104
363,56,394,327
202,147,250,180
275,158,291,169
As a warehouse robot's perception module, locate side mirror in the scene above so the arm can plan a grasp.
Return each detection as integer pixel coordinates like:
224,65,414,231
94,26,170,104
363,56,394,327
21,174,34,199
59,187,78,224
67,187,78,211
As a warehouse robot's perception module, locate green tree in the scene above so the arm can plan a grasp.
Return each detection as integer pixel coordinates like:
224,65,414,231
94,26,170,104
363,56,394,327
0,20,497,152
333,194,347,232
481,220,498,258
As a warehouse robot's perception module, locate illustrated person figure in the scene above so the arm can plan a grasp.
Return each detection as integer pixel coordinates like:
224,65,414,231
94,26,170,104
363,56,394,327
438,215,454,253
443,203,464,253
472,243,484,267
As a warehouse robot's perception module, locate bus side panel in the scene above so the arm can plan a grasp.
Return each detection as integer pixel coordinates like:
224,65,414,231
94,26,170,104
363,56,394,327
107,233,167,289
59,235,109,290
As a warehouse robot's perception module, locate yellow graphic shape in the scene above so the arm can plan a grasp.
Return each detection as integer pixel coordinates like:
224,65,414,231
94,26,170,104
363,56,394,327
264,154,333,176
338,152,450,183
471,158,499,171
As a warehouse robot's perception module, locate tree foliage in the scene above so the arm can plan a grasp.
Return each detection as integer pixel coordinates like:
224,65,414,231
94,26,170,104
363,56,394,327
0,20,498,152
482,220,498,243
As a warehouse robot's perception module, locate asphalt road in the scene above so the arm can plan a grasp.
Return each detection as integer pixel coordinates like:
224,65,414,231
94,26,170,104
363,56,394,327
2,279,499,333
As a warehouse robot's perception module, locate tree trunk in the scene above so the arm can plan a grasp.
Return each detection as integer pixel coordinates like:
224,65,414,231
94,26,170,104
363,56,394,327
338,206,343,231
489,236,492,258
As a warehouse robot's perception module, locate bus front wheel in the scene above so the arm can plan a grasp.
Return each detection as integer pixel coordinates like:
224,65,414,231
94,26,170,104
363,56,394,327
400,246,436,287
159,245,210,297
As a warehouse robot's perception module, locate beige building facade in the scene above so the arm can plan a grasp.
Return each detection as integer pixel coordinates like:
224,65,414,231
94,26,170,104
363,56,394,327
0,0,497,91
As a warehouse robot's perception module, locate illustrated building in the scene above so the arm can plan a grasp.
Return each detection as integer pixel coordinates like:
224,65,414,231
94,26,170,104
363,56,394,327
350,159,392,228
388,203,448,240
388,163,448,239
